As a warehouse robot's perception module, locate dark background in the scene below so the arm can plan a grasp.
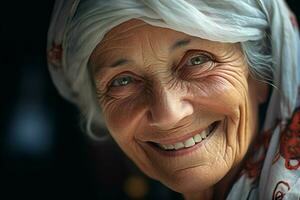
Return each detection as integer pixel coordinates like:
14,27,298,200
0,1,298,199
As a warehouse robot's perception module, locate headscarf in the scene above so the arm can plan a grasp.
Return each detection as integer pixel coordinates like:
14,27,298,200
47,0,300,199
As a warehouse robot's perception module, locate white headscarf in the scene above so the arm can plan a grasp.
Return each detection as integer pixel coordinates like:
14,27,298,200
47,0,300,199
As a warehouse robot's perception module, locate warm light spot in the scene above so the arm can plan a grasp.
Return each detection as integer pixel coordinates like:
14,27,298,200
123,175,149,199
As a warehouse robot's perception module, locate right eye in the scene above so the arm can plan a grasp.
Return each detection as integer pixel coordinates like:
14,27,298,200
186,54,212,67
110,76,134,87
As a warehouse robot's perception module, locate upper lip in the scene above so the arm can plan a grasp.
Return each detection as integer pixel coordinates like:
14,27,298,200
144,122,217,145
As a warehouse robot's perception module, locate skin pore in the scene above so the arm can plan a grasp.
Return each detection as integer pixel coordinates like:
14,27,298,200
89,19,268,200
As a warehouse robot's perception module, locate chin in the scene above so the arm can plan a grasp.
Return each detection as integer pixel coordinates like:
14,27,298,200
154,164,229,194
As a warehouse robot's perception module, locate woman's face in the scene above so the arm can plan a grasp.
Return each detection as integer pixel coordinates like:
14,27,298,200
90,19,266,194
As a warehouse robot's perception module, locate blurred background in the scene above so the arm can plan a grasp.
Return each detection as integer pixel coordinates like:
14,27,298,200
0,1,298,199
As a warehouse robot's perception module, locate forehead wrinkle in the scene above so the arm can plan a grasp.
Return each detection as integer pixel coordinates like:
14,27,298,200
118,21,148,35
139,32,169,71
91,46,133,70
93,33,140,69
96,25,148,66
99,34,135,51
148,32,169,60
101,21,148,44
217,43,244,63
96,46,131,56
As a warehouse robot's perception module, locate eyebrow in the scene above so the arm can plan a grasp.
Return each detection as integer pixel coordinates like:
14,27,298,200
94,58,132,75
97,37,191,72
170,38,191,51
110,58,130,68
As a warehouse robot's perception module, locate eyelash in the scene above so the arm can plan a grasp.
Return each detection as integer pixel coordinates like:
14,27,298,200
110,76,134,87
106,51,214,89
178,50,214,69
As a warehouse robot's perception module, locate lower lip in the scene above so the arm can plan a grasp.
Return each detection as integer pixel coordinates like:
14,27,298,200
147,122,220,157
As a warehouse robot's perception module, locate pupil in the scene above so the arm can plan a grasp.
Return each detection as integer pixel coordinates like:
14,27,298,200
193,56,202,65
120,77,130,85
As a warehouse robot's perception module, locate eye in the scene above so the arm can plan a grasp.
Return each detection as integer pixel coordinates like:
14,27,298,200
110,76,134,87
186,54,211,66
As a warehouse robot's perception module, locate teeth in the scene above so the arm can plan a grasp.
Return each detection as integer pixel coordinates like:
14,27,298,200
166,144,175,150
200,130,208,139
156,122,218,151
193,134,202,143
174,142,185,150
159,144,175,150
184,137,195,147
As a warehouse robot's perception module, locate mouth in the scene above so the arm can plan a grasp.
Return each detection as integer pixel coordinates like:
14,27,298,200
148,121,220,152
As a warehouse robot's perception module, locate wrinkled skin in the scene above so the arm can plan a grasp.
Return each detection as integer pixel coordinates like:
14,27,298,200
89,19,268,200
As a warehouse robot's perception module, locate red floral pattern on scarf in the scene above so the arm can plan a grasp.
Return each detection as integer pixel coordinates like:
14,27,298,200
48,41,63,69
273,108,300,170
239,129,273,183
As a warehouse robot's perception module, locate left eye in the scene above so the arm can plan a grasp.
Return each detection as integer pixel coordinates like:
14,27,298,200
110,76,134,87
186,54,211,66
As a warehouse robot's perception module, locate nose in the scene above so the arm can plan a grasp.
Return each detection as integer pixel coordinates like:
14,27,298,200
148,86,194,129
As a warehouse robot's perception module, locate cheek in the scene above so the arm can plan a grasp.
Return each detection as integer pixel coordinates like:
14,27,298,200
100,97,159,179
100,96,145,155
188,67,254,161
100,94,147,135
189,69,249,116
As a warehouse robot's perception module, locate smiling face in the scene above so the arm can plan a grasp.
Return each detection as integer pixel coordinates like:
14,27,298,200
89,19,267,196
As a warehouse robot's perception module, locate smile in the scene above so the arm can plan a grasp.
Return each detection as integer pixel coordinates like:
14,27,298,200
151,121,220,151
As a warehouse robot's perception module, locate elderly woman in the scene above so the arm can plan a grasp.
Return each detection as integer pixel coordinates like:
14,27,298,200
47,0,300,199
